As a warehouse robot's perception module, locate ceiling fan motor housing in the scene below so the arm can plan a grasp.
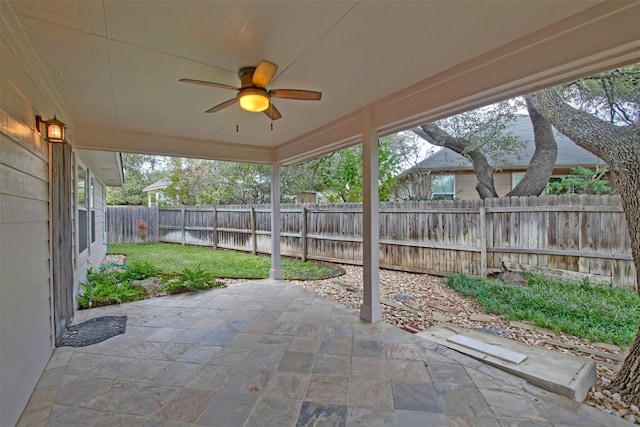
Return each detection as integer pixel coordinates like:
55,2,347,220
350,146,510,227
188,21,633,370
239,67,257,88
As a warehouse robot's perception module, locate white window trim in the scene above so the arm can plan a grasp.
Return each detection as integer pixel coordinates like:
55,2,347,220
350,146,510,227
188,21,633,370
431,174,456,200
76,160,89,257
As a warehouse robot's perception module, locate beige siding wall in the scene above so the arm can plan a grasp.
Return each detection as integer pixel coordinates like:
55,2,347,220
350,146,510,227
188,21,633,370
453,172,477,199
453,171,514,199
494,172,514,197
455,168,582,200
1,101,53,427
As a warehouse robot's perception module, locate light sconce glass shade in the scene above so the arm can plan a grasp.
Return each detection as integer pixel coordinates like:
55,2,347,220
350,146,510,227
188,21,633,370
238,88,270,112
38,115,66,143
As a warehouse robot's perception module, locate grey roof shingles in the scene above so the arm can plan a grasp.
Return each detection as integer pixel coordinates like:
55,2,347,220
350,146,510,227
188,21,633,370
405,115,604,174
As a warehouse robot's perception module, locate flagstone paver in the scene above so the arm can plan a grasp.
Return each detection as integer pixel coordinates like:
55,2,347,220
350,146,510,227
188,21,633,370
17,280,636,427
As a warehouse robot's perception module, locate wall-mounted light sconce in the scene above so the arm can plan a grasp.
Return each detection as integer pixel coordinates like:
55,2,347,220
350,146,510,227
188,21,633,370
36,115,66,143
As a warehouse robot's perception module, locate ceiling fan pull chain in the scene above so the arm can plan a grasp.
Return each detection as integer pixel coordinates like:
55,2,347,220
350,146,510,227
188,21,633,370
270,104,274,131
236,103,239,132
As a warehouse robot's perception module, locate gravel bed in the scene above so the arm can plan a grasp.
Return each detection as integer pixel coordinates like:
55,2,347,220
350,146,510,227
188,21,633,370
293,264,639,424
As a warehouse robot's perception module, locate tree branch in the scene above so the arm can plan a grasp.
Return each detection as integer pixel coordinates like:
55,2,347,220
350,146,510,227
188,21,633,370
506,99,557,197
413,124,498,199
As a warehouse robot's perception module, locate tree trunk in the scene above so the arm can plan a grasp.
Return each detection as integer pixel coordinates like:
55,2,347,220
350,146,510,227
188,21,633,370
528,88,640,406
506,99,557,197
414,125,498,199
611,325,640,406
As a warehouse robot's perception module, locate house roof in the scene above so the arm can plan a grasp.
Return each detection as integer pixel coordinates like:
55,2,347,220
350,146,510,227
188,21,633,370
142,178,171,193
76,149,124,187
404,115,605,175
3,1,639,166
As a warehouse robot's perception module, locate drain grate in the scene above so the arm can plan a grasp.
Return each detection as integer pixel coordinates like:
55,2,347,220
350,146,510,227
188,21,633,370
58,315,127,347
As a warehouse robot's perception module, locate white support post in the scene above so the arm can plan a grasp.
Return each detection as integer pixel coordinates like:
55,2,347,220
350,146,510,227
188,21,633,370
270,163,283,280
360,107,383,323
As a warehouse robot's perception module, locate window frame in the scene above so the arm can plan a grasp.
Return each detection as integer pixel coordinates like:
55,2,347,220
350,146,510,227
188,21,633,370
76,163,89,255
511,171,526,189
430,174,456,200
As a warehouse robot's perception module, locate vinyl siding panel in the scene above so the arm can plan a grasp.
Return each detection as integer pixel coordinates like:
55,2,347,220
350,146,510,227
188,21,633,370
0,194,48,224
0,258,51,309
0,220,49,255
494,172,513,196
0,133,53,427
455,170,528,199
0,162,49,200
1,37,54,424
454,172,478,199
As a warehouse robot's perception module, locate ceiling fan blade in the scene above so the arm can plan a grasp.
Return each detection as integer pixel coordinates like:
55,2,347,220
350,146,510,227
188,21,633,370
269,89,322,100
180,78,239,91
252,60,278,88
263,103,282,120
205,98,237,113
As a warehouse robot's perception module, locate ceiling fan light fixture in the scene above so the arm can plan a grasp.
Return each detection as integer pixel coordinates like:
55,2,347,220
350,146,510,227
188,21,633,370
238,88,270,112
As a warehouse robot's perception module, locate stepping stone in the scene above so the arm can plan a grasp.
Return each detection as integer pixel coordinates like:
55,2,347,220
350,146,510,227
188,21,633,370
418,323,596,402
469,314,494,322
475,327,512,337
431,313,451,322
447,335,527,364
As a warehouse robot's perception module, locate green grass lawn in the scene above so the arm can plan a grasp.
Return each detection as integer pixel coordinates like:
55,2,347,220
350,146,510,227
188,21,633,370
107,243,342,280
447,274,640,347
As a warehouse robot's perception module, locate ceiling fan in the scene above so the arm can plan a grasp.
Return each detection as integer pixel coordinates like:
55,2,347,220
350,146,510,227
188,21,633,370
180,60,322,120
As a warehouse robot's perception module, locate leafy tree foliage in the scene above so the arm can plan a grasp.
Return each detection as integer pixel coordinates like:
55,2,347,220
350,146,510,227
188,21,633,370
164,158,271,206
546,167,611,195
314,138,405,203
106,154,168,205
562,64,640,124
432,101,525,166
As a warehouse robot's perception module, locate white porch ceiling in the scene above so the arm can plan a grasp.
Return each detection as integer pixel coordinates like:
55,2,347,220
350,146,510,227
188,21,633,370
3,1,640,165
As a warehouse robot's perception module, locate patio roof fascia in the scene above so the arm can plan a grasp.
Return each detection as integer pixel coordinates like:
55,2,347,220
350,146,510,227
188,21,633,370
73,125,275,165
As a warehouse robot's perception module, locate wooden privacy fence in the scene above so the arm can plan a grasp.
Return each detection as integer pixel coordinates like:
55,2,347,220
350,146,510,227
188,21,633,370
107,195,637,291
107,206,159,243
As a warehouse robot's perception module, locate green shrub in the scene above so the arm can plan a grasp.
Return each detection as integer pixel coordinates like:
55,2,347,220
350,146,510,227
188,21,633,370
163,264,226,294
78,261,160,309
78,268,147,309
122,260,161,281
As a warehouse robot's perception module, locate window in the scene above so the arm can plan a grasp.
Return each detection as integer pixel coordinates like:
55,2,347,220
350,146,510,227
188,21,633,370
90,177,96,244
431,174,455,200
77,166,88,253
512,172,526,189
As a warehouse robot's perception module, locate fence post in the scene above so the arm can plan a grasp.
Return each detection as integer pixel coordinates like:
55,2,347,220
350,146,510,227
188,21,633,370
479,206,487,277
212,206,218,250
181,207,186,246
250,207,257,255
301,207,308,262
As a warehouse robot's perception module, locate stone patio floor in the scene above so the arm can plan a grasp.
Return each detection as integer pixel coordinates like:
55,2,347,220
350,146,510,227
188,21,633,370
17,279,635,427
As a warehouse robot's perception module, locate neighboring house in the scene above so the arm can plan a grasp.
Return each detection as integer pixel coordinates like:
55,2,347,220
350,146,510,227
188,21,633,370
395,115,607,200
142,178,171,206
